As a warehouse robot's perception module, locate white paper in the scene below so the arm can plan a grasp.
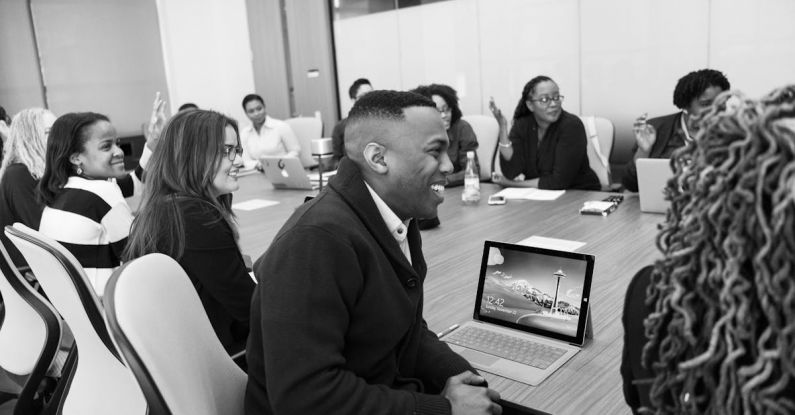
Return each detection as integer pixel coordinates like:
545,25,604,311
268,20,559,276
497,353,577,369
232,199,280,211
492,187,565,201
581,201,614,210
517,235,586,252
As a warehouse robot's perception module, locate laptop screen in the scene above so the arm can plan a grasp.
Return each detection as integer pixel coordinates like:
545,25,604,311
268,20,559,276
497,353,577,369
474,241,595,345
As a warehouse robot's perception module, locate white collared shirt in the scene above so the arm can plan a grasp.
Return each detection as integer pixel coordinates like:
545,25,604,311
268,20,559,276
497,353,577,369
364,182,412,265
240,115,301,170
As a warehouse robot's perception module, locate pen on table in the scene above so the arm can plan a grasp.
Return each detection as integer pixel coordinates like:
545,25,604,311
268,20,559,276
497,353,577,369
437,324,459,338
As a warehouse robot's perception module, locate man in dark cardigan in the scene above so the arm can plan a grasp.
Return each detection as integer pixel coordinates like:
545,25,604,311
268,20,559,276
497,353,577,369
246,90,501,414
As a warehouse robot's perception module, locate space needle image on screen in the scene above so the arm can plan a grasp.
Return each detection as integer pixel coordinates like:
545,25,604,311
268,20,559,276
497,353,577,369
479,246,588,337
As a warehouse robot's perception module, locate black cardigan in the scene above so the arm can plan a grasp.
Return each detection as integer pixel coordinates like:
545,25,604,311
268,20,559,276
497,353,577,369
179,199,255,355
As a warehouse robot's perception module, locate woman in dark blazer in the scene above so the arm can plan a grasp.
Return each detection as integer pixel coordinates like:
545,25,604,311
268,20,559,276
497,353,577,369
490,75,599,190
125,109,255,357
621,87,795,414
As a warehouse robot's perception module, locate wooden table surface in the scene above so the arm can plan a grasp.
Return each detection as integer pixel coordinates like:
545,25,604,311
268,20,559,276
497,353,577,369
232,173,663,415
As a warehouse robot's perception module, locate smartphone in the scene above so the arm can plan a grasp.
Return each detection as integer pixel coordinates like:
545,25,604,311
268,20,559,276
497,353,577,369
487,195,506,205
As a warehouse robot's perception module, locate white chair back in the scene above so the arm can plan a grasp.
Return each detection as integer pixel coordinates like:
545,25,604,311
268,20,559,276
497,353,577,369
0,242,54,377
0,239,65,414
462,115,500,180
580,115,615,189
285,117,323,169
5,223,146,415
105,253,246,415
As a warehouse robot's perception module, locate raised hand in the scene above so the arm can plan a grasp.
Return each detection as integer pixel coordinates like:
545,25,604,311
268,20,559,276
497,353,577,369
145,91,168,151
633,113,656,154
489,97,508,128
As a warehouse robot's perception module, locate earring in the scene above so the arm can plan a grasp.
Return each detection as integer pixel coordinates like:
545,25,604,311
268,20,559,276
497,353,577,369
76,165,83,175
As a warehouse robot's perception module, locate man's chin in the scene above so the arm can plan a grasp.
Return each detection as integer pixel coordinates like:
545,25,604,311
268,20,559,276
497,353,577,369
417,208,439,220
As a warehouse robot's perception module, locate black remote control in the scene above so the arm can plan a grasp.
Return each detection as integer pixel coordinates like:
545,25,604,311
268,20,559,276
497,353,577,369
602,195,624,205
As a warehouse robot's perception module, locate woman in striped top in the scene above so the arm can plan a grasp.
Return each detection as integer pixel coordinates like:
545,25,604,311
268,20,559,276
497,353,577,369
37,112,133,296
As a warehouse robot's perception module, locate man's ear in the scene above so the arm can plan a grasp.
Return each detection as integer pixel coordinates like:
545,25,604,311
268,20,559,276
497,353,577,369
362,142,388,174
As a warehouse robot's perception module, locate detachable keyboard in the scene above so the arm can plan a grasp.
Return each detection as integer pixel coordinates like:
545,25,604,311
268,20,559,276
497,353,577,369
444,326,567,369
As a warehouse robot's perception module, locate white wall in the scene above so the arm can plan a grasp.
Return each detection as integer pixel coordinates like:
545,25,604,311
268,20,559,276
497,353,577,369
0,0,46,114
333,0,795,167
31,0,169,136
156,0,255,125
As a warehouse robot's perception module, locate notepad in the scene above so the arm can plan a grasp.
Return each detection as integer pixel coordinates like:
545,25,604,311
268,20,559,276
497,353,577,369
232,199,280,211
492,188,565,201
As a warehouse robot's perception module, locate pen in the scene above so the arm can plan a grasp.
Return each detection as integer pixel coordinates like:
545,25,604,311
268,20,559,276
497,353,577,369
437,324,459,339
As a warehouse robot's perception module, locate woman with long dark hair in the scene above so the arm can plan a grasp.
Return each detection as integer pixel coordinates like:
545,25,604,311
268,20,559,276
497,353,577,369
621,87,795,413
491,76,599,190
125,109,254,356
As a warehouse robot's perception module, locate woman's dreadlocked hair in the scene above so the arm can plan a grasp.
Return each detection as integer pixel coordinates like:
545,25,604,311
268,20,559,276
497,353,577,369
642,86,795,414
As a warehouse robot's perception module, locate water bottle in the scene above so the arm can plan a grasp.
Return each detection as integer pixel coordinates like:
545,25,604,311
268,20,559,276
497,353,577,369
462,151,480,203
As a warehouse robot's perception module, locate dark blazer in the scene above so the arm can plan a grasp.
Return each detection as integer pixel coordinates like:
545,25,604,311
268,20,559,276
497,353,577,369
180,199,255,355
0,164,43,268
621,265,655,413
622,112,682,192
246,158,475,415
500,110,600,190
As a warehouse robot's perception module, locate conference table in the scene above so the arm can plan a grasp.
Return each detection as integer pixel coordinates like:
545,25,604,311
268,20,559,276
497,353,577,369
233,172,663,415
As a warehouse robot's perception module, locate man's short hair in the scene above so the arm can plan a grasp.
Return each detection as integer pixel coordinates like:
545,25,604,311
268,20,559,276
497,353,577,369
242,94,265,110
348,78,372,100
344,90,436,162
347,90,435,124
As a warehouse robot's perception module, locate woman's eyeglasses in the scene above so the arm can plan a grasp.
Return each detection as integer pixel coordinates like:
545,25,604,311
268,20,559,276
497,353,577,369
529,95,564,105
223,145,244,161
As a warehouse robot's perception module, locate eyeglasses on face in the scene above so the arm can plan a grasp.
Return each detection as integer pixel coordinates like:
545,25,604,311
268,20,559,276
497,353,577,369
222,144,244,161
529,95,564,105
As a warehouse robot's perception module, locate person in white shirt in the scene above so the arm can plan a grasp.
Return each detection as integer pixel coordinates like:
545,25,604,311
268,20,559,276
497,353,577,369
240,93,301,171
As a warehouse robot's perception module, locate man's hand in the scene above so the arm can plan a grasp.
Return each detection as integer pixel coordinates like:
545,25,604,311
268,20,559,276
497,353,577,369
442,371,502,415
145,91,167,151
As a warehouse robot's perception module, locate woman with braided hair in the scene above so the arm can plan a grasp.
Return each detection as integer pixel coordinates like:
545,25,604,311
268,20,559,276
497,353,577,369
621,86,795,414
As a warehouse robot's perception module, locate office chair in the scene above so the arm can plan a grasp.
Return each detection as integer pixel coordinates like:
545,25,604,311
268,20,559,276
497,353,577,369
5,224,146,415
462,114,500,180
105,253,247,415
580,115,616,190
0,241,67,415
284,116,323,169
